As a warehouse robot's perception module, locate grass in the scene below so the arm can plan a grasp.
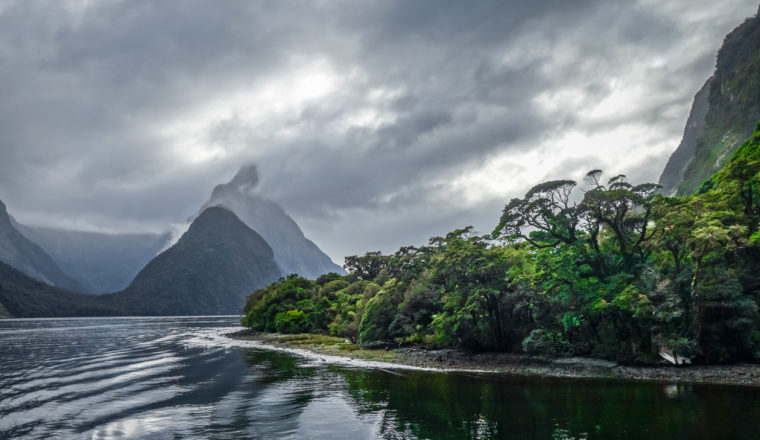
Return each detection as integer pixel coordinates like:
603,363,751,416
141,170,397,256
265,333,403,362
276,333,347,345
272,333,362,352
229,331,760,386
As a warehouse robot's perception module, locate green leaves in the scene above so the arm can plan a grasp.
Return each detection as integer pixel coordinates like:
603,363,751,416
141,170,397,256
240,125,760,364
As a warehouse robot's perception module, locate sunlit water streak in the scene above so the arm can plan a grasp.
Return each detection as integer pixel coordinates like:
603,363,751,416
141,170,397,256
1,316,759,439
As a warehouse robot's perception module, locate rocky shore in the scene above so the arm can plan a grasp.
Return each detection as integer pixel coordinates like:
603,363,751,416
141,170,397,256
225,329,760,387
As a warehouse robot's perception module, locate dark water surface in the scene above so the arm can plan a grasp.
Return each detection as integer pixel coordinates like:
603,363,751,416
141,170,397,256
1,317,759,439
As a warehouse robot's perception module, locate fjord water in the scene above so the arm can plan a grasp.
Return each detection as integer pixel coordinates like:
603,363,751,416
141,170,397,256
1,318,759,440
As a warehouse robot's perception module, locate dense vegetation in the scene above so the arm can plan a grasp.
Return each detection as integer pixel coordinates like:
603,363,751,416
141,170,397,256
242,124,760,364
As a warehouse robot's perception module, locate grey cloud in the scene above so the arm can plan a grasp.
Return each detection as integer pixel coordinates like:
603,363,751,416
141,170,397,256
0,0,757,263
255,101,549,214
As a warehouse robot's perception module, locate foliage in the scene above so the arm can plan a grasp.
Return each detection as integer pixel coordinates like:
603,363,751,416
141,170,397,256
521,329,568,356
343,251,390,280
241,125,760,364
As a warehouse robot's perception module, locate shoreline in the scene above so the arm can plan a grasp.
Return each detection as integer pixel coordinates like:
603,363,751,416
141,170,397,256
225,329,760,387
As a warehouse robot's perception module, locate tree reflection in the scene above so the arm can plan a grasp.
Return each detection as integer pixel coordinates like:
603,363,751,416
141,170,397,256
333,367,760,440
241,349,760,440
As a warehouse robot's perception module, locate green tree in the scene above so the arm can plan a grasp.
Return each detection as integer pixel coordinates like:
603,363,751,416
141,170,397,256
343,251,390,280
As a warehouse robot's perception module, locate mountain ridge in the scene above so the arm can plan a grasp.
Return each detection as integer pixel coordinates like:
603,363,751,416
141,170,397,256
101,206,282,315
197,165,344,279
0,200,86,292
15,223,169,294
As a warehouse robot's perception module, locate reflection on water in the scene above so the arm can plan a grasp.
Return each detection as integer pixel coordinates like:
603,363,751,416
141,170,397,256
1,317,759,439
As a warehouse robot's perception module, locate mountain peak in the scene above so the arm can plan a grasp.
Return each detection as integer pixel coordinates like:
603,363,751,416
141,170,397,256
229,163,260,192
210,164,260,202
110,204,281,315
200,165,345,279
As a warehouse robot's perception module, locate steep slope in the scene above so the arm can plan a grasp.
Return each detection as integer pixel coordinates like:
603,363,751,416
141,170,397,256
0,200,85,292
104,206,281,315
198,165,344,279
0,261,121,318
15,224,169,294
699,121,760,197
658,78,713,195
659,7,760,195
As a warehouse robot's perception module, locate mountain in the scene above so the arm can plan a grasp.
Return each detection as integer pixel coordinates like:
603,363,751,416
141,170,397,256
103,206,281,315
658,78,713,195
659,7,760,195
0,261,122,318
14,224,169,294
1,207,281,317
0,200,85,292
198,165,344,279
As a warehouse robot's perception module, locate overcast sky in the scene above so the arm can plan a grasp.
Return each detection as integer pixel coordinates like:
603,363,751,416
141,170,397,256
0,0,757,264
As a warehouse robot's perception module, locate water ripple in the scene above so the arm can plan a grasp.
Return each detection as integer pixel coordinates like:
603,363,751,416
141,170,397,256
4,316,758,439
0,317,241,439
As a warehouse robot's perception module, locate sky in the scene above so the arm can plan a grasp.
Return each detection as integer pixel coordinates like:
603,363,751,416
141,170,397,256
0,0,757,264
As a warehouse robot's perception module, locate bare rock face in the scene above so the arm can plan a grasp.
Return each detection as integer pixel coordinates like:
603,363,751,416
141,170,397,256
658,77,712,196
198,165,344,279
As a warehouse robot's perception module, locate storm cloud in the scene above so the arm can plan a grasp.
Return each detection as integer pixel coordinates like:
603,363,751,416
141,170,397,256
0,0,757,263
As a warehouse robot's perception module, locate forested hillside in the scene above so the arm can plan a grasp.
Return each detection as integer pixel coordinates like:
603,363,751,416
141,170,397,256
243,124,760,364
0,262,122,317
104,206,281,315
0,207,282,317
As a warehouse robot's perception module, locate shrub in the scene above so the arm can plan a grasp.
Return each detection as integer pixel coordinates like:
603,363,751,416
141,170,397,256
274,310,309,334
522,329,567,356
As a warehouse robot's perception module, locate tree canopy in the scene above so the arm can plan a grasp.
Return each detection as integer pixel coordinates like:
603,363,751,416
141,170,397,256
242,125,760,364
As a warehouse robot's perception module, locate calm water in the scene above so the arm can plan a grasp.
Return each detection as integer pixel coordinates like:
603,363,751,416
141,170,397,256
1,317,759,439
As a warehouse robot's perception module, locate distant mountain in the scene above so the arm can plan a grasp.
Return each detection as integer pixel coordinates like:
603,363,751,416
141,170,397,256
659,7,760,195
0,200,85,292
0,261,121,318
15,224,169,294
198,165,344,279
103,206,281,315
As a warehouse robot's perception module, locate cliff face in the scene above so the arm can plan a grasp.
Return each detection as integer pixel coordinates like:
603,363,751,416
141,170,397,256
658,78,713,195
660,8,760,195
198,165,345,279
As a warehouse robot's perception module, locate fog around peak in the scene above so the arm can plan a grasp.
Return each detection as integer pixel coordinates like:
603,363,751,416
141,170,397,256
228,164,260,195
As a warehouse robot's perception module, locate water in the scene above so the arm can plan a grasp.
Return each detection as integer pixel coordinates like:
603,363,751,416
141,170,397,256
1,317,759,439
